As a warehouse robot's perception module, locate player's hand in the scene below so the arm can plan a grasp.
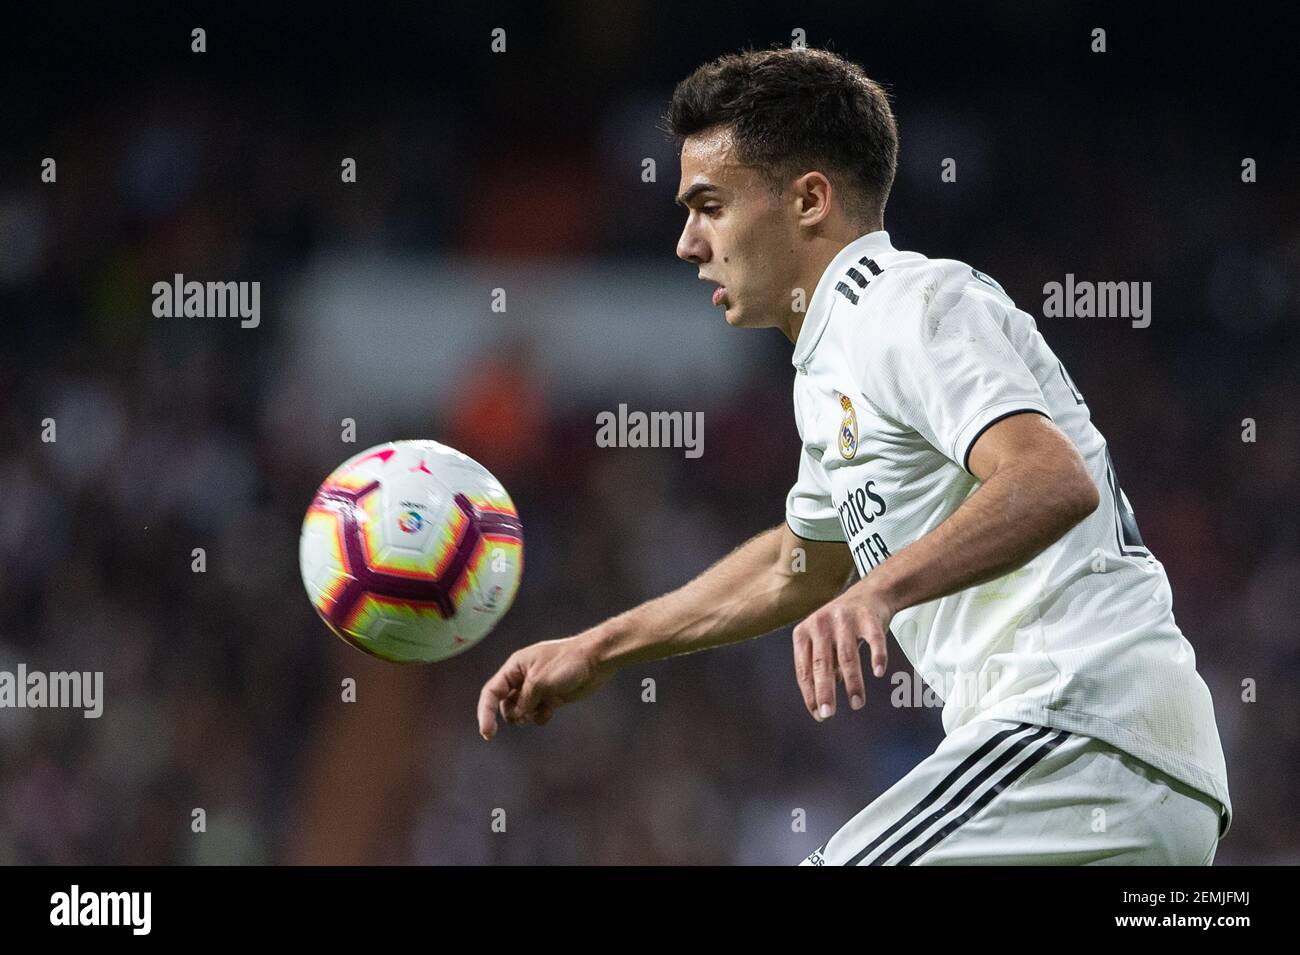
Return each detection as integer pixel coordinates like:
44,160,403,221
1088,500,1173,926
792,578,893,721
476,636,613,740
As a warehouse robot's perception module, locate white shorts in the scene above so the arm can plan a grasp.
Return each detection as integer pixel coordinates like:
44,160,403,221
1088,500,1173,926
801,719,1224,865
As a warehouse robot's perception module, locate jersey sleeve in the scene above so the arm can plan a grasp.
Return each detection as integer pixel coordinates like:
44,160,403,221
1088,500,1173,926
785,444,845,542
863,271,1052,473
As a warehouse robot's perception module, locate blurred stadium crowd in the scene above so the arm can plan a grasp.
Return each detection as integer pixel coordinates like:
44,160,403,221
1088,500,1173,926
1,5,1297,863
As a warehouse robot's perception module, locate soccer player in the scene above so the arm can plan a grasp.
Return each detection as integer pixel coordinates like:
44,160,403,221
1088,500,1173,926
476,48,1231,865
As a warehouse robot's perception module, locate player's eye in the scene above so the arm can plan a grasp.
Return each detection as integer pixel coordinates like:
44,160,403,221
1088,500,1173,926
701,205,722,218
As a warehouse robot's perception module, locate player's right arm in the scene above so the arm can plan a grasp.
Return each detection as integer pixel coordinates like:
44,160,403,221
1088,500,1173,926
475,523,855,739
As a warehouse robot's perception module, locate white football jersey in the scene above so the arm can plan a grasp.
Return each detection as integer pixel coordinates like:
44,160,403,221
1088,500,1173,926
786,230,1232,831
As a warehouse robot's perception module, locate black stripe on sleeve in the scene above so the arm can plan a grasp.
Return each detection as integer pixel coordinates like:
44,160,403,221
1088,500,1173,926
961,408,1052,475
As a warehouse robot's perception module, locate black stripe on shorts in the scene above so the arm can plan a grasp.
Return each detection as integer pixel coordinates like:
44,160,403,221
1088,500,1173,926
843,722,1039,866
895,728,1071,865
868,726,1064,865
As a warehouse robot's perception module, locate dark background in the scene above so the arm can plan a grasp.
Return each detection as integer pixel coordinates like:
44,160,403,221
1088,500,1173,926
0,2,1296,863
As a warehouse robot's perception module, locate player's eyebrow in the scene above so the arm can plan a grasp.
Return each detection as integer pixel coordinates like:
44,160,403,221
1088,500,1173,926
675,183,719,207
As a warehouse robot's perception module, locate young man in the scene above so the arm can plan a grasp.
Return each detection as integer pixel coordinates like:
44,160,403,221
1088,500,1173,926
475,48,1231,865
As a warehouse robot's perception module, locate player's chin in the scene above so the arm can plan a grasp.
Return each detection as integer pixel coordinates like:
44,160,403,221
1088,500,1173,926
720,302,749,327
723,305,775,331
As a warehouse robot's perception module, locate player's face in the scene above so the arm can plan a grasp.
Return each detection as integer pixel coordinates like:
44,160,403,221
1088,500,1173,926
675,130,802,330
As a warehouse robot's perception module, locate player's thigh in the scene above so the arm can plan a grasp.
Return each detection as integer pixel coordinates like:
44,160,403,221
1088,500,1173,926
1088,744,1222,866
912,732,1222,865
800,720,1221,865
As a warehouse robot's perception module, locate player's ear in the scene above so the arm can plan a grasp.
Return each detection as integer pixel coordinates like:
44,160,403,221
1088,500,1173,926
792,171,833,227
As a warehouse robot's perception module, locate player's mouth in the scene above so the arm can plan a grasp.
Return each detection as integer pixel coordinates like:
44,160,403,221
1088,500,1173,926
699,273,728,308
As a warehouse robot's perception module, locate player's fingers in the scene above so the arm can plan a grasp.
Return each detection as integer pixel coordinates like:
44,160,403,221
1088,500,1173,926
499,687,520,722
506,697,528,724
834,623,866,710
861,617,888,679
478,658,524,739
808,620,838,720
792,628,817,718
511,675,542,723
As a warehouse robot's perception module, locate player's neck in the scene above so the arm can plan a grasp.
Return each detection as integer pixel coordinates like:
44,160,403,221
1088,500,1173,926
783,221,882,345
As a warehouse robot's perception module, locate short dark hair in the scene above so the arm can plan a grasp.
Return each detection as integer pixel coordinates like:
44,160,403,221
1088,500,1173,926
666,47,898,224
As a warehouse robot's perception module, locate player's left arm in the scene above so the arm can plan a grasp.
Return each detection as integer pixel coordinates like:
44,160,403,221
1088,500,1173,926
795,411,1098,716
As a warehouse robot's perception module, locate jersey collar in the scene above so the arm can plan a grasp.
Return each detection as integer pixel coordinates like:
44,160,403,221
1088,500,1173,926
791,229,896,369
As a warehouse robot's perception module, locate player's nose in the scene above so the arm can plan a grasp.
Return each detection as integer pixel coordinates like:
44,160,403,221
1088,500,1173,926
676,221,709,265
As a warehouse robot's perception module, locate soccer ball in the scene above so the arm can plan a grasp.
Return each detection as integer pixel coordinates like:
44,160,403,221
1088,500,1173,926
299,440,524,663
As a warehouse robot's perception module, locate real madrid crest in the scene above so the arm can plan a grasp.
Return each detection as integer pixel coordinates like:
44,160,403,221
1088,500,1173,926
838,393,858,459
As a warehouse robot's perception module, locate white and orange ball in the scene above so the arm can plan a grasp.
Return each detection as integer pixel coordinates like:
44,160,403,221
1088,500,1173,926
299,440,523,663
